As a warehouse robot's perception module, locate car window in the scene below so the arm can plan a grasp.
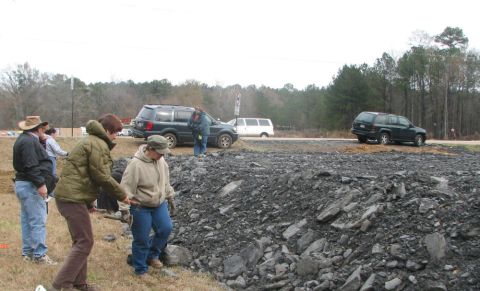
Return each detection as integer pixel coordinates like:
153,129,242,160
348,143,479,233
174,110,192,122
245,119,258,126
355,112,375,123
258,119,270,126
137,107,155,120
236,119,245,126
375,115,386,124
155,109,172,122
387,116,397,125
398,117,410,127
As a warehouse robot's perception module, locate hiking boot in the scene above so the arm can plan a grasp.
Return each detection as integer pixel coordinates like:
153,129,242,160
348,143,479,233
73,283,99,291
34,255,58,265
147,258,163,269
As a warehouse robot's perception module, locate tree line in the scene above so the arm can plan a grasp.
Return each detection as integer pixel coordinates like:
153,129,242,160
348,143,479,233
1,27,479,139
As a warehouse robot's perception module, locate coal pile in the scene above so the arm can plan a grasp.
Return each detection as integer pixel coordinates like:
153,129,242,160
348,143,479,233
156,144,480,290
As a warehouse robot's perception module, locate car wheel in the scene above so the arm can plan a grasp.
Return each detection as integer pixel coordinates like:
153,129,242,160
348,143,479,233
163,133,177,149
260,133,269,138
379,132,390,145
357,136,367,143
414,134,424,147
217,134,232,149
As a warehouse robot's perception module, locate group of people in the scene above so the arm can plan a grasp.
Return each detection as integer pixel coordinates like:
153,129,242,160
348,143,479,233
13,113,177,290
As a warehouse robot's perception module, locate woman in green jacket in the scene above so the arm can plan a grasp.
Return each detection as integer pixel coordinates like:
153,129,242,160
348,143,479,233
51,114,131,291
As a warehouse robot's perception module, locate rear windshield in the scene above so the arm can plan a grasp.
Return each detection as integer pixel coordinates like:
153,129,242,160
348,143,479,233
137,107,155,120
355,112,376,123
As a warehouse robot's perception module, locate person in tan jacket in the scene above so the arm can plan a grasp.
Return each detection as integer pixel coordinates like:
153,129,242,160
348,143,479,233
120,135,175,277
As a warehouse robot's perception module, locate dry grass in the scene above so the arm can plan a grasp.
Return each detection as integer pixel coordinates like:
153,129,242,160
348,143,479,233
0,137,228,291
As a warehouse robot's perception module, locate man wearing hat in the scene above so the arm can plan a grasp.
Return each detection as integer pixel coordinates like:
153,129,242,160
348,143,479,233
119,135,176,278
13,116,57,265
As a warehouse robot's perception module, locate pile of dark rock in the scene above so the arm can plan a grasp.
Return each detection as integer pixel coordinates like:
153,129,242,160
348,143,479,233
122,142,480,290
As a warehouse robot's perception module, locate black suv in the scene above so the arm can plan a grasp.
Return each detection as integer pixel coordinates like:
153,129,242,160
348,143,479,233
131,105,239,149
351,112,427,146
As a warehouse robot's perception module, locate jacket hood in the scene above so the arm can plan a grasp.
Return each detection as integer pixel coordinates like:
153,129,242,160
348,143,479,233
86,120,116,150
134,144,156,163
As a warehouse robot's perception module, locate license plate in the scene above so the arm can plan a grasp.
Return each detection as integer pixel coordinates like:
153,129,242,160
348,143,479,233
360,124,365,128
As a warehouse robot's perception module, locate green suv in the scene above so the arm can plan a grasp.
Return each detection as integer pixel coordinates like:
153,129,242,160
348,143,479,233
131,105,238,149
351,112,427,146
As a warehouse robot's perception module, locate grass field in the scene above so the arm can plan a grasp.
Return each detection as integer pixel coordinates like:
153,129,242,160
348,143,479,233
0,137,233,291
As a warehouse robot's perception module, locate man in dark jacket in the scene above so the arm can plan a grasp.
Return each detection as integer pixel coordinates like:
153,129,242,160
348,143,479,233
188,107,211,158
13,116,57,265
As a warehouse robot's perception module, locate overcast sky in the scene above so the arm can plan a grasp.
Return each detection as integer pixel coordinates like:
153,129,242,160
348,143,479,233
0,0,478,89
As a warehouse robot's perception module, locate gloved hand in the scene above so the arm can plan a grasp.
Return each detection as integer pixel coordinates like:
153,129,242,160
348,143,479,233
167,197,176,216
198,134,202,141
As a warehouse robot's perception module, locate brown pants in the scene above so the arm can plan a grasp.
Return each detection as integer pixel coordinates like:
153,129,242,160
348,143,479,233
53,200,94,289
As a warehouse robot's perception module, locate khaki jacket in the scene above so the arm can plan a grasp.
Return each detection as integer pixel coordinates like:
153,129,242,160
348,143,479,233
55,120,127,204
119,145,174,210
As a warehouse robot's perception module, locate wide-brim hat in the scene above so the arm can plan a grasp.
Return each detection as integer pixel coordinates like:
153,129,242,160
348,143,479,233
147,135,171,154
18,116,48,131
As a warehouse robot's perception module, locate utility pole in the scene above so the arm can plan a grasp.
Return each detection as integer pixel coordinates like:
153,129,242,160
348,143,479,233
71,77,74,137
444,61,449,139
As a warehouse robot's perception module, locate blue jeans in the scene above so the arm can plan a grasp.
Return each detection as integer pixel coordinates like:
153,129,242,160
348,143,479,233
130,202,173,275
15,180,47,258
49,156,57,176
48,156,57,197
193,134,208,156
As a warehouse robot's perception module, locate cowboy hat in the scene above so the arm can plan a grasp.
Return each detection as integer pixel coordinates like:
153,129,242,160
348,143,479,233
18,116,49,131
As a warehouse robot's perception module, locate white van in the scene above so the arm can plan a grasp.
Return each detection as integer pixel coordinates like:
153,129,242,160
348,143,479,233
227,118,274,137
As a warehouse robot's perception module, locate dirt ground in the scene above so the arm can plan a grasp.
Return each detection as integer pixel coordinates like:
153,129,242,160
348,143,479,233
0,136,471,291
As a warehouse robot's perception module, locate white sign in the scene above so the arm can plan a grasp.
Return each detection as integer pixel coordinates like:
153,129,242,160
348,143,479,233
234,94,241,116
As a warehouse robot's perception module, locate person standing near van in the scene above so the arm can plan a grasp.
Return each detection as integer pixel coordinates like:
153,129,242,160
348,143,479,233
188,107,210,157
